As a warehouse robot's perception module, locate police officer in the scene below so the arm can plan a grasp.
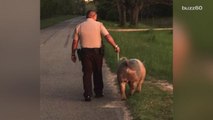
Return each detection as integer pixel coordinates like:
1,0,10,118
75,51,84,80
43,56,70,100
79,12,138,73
71,10,120,101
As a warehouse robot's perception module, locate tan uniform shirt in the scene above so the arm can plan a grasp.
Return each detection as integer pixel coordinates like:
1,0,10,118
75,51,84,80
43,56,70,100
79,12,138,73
73,18,109,48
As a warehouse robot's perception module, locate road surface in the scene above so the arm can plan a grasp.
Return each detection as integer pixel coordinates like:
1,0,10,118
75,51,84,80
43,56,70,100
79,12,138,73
40,16,131,120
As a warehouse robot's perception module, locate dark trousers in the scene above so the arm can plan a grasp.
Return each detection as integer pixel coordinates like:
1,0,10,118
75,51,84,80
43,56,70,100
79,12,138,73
81,48,103,97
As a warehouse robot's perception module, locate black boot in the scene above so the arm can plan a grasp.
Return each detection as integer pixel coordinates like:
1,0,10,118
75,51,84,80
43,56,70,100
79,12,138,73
84,96,91,102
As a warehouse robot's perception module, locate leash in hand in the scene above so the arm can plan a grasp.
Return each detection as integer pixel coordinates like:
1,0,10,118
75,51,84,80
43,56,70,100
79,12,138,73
117,52,120,63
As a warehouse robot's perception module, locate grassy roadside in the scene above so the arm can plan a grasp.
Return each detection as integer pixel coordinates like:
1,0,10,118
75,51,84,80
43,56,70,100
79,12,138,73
104,31,173,82
103,30,173,120
126,83,173,120
101,17,172,29
40,15,76,29
101,20,151,29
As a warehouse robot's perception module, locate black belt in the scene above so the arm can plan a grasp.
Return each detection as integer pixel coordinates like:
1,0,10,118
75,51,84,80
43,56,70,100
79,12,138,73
81,47,104,55
81,48,101,50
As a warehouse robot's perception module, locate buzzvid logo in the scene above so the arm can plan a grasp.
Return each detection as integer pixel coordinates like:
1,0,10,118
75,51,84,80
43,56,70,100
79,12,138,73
182,5,203,11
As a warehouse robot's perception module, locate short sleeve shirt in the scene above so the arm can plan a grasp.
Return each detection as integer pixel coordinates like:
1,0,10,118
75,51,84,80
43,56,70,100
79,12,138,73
73,18,109,48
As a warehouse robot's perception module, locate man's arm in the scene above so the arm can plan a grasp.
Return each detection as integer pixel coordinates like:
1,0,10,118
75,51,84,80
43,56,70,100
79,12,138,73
104,34,120,53
71,39,79,62
72,39,78,55
71,25,80,63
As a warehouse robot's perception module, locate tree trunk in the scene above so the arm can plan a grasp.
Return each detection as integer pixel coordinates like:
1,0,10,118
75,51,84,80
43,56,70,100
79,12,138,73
129,2,143,26
116,0,126,26
130,6,140,25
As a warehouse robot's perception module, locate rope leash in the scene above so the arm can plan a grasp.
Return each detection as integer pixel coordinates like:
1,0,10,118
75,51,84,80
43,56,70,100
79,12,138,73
117,51,120,63
117,31,121,64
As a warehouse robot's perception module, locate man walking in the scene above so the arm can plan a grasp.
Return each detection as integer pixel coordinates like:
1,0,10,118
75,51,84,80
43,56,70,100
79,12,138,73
71,10,120,101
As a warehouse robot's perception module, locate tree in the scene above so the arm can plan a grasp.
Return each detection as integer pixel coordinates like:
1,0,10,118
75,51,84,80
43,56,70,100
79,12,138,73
116,0,127,26
115,0,143,26
95,0,172,26
126,0,143,26
40,0,86,19
116,0,172,26
96,0,118,21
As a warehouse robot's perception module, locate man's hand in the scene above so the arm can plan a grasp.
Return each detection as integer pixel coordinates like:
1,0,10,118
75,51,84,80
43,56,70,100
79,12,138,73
115,45,120,53
71,55,77,63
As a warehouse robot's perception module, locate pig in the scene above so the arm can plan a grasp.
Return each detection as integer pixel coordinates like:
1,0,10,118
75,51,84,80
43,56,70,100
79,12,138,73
117,58,146,100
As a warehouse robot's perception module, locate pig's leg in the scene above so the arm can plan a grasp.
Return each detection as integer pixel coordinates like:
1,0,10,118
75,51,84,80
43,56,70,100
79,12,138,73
130,82,137,95
137,64,146,92
137,79,143,92
120,81,127,100
137,75,145,92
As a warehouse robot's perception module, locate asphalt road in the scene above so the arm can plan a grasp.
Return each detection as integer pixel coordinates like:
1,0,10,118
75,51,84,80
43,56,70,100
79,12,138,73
40,16,131,120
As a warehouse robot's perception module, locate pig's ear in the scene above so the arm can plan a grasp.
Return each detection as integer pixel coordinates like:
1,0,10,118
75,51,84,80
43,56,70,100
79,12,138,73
120,57,128,61
117,57,128,66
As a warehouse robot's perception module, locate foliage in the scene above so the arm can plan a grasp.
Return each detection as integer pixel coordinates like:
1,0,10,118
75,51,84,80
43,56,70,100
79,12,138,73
41,0,85,19
142,3,173,18
96,0,119,21
95,0,172,26
40,15,75,29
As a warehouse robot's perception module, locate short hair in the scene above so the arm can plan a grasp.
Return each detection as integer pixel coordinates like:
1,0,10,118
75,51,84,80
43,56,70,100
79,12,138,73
86,10,97,18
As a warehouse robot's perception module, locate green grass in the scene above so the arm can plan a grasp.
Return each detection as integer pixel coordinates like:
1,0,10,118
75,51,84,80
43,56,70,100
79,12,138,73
101,17,172,29
40,15,75,29
104,30,173,82
104,30,173,120
101,20,151,29
126,83,173,120
142,17,173,28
